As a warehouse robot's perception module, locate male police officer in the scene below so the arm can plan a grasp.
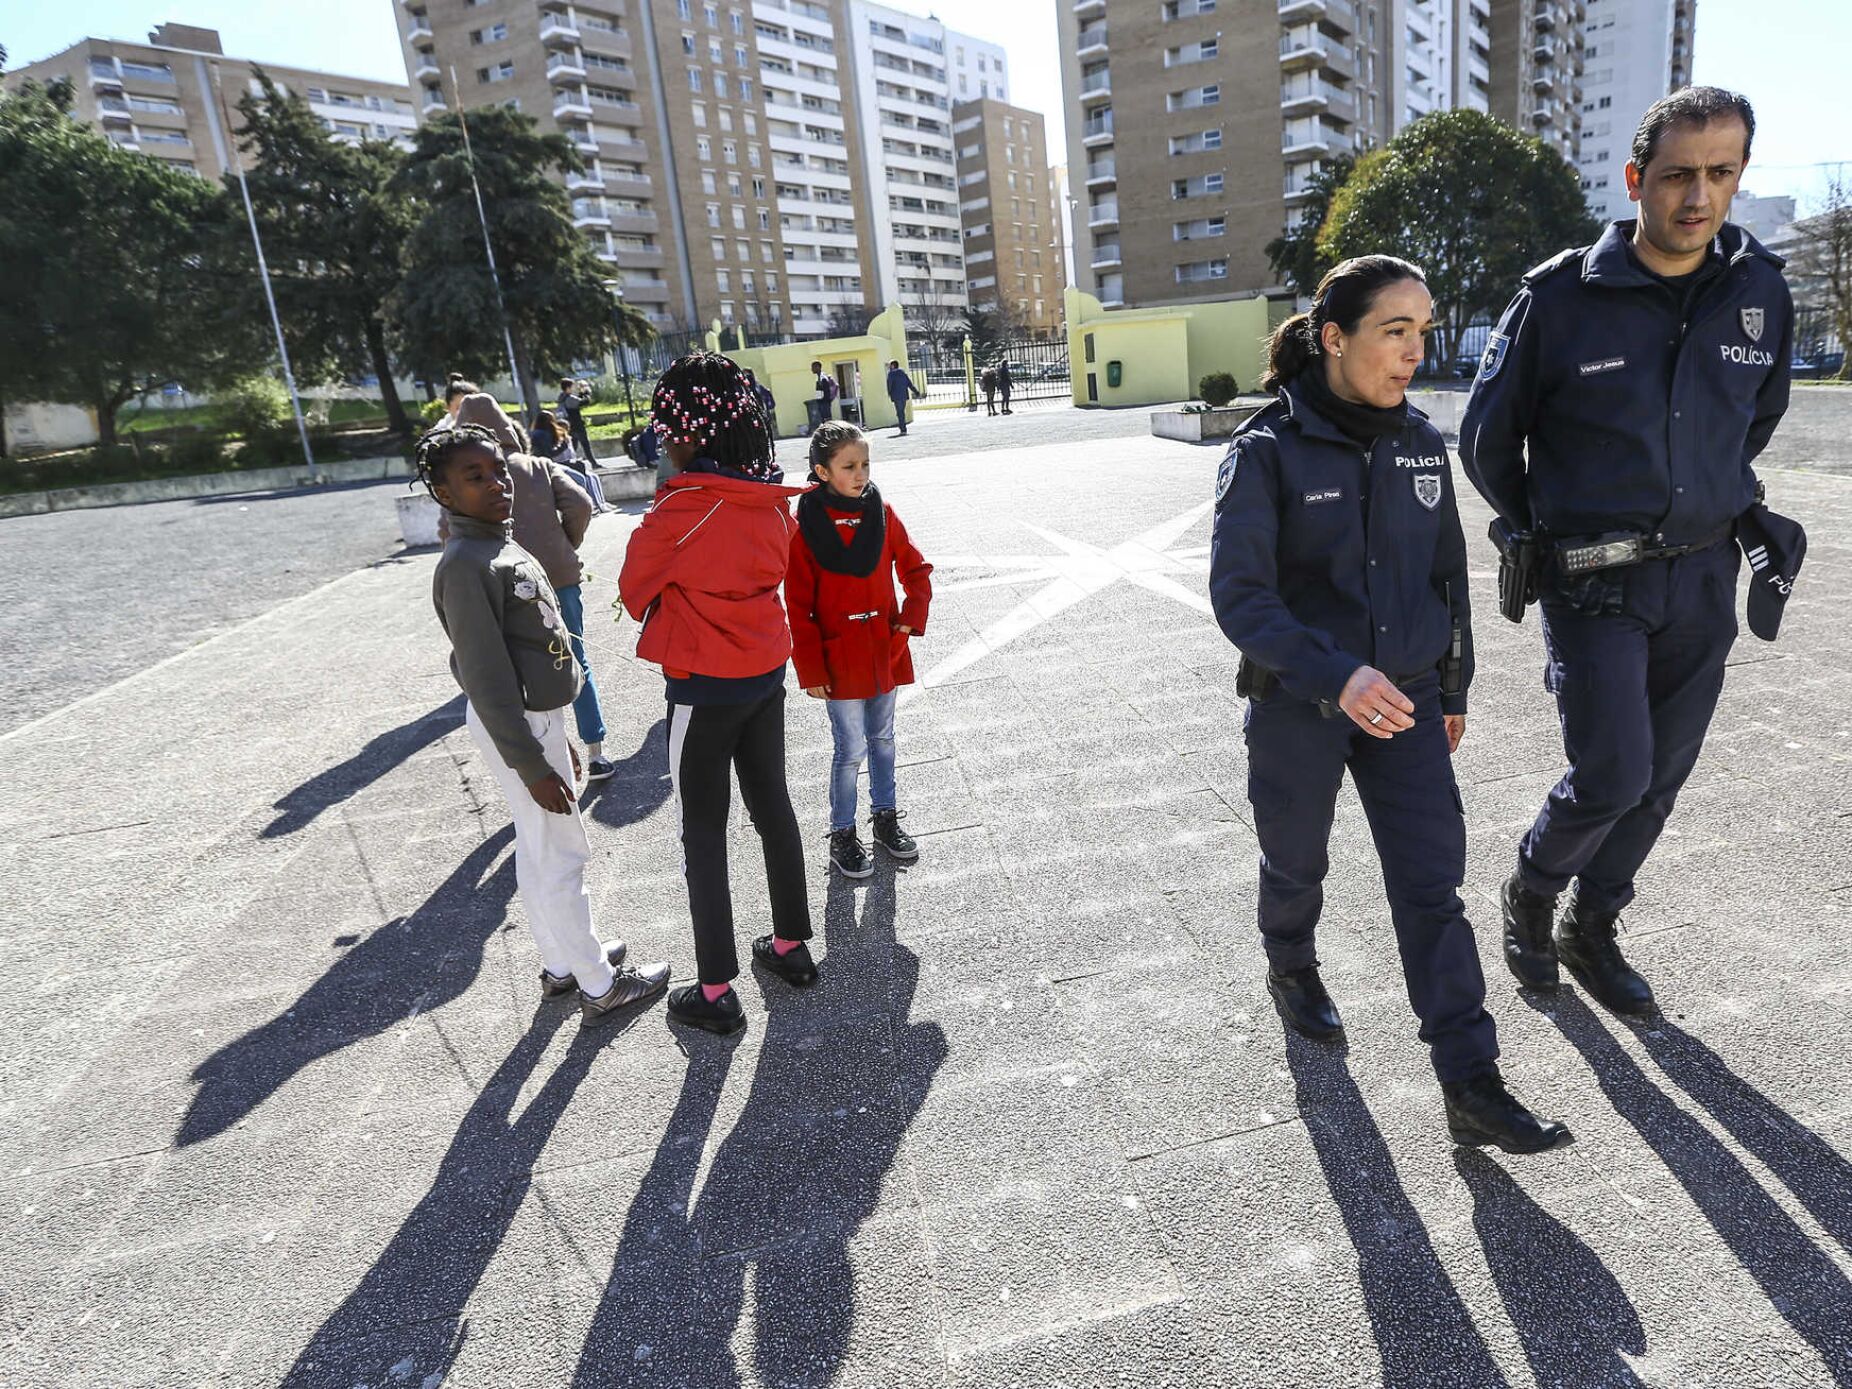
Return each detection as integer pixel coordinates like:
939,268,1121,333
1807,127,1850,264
1460,87,1792,1017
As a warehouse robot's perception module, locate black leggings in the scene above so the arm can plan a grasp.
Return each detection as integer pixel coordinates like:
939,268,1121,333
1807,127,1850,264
667,688,812,983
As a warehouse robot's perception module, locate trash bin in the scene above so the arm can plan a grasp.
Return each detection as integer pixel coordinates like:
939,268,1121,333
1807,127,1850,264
1106,361,1123,389
840,398,862,424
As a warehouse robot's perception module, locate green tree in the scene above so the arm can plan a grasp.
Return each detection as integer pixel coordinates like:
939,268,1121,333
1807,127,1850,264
1264,154,1353,300
1319,110,1598,369
0,78,264,447
391,106,623,415
234,72,418,433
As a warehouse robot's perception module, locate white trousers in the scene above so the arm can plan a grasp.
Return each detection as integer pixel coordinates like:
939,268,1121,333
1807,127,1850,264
465,703,615,996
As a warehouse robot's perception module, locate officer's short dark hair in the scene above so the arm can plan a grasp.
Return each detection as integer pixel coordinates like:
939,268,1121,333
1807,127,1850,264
1631,86,1755,171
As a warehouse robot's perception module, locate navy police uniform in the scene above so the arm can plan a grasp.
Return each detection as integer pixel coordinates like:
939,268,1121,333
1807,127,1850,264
1460,220,1793,915
1210,379,1497,1084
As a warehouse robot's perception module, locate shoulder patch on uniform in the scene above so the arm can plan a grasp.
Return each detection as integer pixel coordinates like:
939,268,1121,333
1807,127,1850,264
1521,247,1582,286
1215,449,1238,503
1477,332,1511,383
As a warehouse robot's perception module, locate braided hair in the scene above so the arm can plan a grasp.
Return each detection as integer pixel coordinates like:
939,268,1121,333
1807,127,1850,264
650,351,778,481
413,422,503,499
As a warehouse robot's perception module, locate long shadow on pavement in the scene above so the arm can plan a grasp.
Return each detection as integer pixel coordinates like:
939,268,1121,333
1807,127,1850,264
1535,992,1852,1384
262,697,464,838
1638,1017,1852,1259
1284,1034,1511,1388
572,867,947,1387
279,999,656,1385
176,825,516,1147
1453,1150,1646,1386
581,717,672,832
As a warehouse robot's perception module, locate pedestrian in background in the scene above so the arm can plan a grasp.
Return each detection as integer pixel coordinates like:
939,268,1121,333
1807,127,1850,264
1210,254,1570,1155
787,421,933,879
980,365,998,416
744,367,778,434
996,359,1014,415
885,359,923,436
807,360,837,433
557,377,594,461
418,423,669,1026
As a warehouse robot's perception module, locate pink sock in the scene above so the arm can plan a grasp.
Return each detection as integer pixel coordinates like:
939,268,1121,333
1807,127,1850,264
772,936,804,957
701,982,732,1003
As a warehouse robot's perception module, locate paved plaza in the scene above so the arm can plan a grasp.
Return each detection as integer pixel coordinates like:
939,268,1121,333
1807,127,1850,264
3,392,1852,1387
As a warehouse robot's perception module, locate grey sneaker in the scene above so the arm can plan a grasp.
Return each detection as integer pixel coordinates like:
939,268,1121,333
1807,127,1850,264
580,961,671,1026
540,940,628,998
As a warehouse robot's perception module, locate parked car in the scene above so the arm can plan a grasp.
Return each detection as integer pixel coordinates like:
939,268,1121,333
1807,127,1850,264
1792,350,1845,380
1032,361,1070,382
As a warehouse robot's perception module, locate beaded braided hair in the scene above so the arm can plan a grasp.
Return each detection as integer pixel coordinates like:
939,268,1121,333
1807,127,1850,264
413,422,504,501
650,351,779,481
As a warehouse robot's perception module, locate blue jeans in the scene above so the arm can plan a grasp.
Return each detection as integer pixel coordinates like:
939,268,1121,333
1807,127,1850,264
555,584,608,747
826,691,897,831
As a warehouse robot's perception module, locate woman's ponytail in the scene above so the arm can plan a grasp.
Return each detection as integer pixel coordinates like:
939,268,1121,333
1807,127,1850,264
1262,312,1317,394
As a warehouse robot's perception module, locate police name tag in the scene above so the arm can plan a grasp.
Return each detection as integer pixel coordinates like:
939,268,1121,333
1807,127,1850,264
1303,487,1342,505
1578,357,1626,376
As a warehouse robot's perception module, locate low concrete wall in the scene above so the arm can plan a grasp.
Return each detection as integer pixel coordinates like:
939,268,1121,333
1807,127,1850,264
1150,404,1264,443
593,464,658,502
1406,388,1467,442
0,453,410,520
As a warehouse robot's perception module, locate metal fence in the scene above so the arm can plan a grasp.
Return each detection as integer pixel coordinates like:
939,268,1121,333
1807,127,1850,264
906,334,1071,410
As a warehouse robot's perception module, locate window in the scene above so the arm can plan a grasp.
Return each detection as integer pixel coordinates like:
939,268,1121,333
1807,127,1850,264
469,22,508,43
140,128,190,145
678,0,692,17
748,143,762,168
692,102,707,127
1204,128,1222,150
682,32,696,55
702,170,717,194
1175,257,1228,283
697,136,712,160
762,240,776,263
728,172,743,195
717,270,731,292
732,205,747,229
688,67,703,92
738,77,753,102
118,60,175,81
744,112,757,135
710,38,724,61
736,44,749,67
705,2,719,25
126,95,183,114
732,10,745,35
707,203,721,226
478,62,515,83
752,176,765,198
736,239,751,260
711,237,727,259
758,209,771,230
714,73,729,98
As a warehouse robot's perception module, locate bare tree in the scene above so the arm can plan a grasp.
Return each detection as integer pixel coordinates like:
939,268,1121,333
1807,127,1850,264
1788,170,1852,380
906,288,964,351
825,303,874,337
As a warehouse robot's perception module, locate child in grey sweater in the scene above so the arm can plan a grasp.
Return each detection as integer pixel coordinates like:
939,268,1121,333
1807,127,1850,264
421,425,669,1026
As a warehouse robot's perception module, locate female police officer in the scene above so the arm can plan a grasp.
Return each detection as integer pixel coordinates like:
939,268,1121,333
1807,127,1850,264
1209,255,1570,1154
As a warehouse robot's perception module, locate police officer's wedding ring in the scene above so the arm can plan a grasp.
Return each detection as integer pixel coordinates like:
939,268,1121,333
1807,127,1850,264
1368,711,1384,726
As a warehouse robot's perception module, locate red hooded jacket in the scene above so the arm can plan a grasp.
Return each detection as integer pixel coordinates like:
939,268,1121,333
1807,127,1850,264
620,470,807,679
785,488,933,700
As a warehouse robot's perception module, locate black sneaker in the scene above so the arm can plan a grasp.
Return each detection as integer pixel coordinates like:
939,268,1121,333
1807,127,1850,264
752,934,819,988
667,983,747,1035
584,757,617,782
541,940,629,998
870,809,918,861
829,826,873,879
579,961,671,1027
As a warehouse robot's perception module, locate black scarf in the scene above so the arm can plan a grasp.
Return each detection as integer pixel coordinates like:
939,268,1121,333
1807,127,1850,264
1294,365,1410,445
797,482,886,577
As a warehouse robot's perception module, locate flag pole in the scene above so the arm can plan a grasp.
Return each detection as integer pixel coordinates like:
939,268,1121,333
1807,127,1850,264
449,66,524,400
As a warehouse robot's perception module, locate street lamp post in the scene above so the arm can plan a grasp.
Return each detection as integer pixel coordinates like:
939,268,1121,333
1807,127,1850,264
604,279,635,421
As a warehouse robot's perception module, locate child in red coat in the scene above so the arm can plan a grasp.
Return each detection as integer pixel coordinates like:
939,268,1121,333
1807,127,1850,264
785,422,934,878
620,352,815,1035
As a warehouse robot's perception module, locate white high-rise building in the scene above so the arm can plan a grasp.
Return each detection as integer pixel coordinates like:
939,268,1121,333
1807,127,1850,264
1575,0,1697,222
844,2,1004,314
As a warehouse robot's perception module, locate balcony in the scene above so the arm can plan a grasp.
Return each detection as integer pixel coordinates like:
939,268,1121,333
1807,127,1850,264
1280,75,1346,114
1085,157,1116,187
1076,26,1108,57
1082,120,1114,148
1534,6,1556,31
1533,42,1554,64
1073,0,1106,15
97,98,132,124
89,67,124,91
414,52,440,80
563,126,599,153
554,89,594,119
406,17,433,41
539,12,582,45
1279,0,1327,17
1279,31,1330,68
573,205,612,230
547,50,588,81
1087,201,1119,229
614,245,666,267
1532,73,1555,96
609,208,659,232
1091,244,1123,270
607,169,653,188
1282,133,1333,158
1531,108,1554,127
1079,71,1111,103
422,90,448,111
567,169,606,191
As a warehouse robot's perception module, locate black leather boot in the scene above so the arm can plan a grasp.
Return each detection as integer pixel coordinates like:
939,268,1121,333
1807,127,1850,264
1442,1069,1573,1154
1267,966,1345,1041
1501,872,1560,990
1557,898,1655,1017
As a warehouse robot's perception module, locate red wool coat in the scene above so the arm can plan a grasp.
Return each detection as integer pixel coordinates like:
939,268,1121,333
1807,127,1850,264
785,491,933,700
620,471,807,679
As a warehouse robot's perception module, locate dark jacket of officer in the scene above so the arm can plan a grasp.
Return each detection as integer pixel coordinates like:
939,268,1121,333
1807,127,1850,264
1210,381,1474,715
1460,220,1792,546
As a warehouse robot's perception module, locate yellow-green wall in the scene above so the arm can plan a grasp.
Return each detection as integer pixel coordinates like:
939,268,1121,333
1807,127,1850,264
1065,286,1272,408
722,305,913,437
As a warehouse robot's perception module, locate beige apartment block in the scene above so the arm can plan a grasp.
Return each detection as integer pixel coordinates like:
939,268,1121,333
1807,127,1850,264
5,22,417,182
952,97,1064,335
1487,0,1585,163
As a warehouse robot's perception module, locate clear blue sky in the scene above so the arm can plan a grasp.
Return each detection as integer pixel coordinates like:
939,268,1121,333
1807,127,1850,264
5,0,1843,208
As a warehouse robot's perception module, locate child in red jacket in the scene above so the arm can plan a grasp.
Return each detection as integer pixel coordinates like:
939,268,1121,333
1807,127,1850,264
786,421,934,878
619,353,815,1035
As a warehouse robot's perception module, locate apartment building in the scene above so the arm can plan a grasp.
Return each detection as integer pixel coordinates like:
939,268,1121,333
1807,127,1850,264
5,22,417,182
1573,0,1696,221
1486,0,1585,164
1058,0,1577,306
952,98,1064,334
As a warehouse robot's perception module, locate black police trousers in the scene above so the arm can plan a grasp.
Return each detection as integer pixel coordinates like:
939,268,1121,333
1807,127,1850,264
1244,673,1499,1083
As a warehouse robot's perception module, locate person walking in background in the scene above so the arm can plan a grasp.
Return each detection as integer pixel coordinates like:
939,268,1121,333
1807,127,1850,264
558,377,594,462
786,421,933,879
619,352,817,1035
980,364,998,416
1210,254,1570,1155
744,368,778,434
443,394,618,782
807,360,837,434
885,360,924,436
996,359,1014,415
418,423,669,1026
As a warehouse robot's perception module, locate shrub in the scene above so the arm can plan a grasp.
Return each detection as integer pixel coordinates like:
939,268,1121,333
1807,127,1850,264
222,374,291,440
420,397,449,427
1198,371,1240,408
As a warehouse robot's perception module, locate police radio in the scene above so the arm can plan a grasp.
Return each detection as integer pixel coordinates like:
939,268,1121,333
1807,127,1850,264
1440,583,1464,697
